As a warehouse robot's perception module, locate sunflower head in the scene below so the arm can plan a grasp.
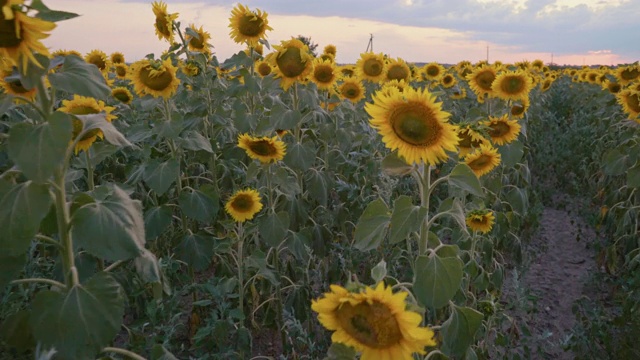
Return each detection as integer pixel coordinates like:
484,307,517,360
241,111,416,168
110,52,125,64
152,1,178,43
483,114,521,146
238,133,286,164
616,89,640,121
181,60,201,77
467,65,497,97
457,126,489,157
440,73,456,88
129,57,180,99
186,24,212,54
385,57,411,82
464,143,501,177
531,59,544,70
379,79,410,95
57,95,116,154
0,72,37,101
256,60,274,77
616,65,640,85
355,52,386,83
228,4,272,46
510,98,529,119
113,63,128,79
323,44,337,57
338,78,365,103
111,87,134,105
422,63,444,81
85,49,110,73
366,87,459,165
225,189,263,222
492,70,532,101
466,209,495,233
272,38,314,90
450,87,467,100
311,58,337,90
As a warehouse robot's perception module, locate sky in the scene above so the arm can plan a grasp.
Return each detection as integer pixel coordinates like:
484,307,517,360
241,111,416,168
44,0,639,66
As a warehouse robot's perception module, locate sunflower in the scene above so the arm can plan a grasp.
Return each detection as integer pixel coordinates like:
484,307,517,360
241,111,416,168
238,133,286,163
355,52,386,83
616,89,640,120
180,60,200,77
510,98,529,119
464,144,501,177
379,79,410,95
0,71,36,101
339,65,356,78
338,78,365,103
85,49,110,73
0,0,56,71
465,209,495,234
604,81,621,94
422,62,444,81
152,1,178,43
129,57,180,99
255,59,274,77
319,52,335,63
111,87,134,105
615,65,640,85
113,63,128,79
51,49,81,58
440,73,456,88
531,59,544,71
225,188,263,222
110,52,125,64
385,57,411,82
450,87,467,100
466,65,497,98
311,282,436,360
272,38,314,90
186,24,212,54
366,87,459,165
228,4,272,47
323,44,337,57
540,78,553,92
309,58,337,91
483,115,521,146
457,126,489,158
57,95,117,154
492,70,532,101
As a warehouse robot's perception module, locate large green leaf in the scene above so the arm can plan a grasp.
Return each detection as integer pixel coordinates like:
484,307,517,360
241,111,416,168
258,211,290,248
627,161,640,188
498,140,524,167
381,151,413,176
0,253,26,292
323,342,357,360
441,304,484,357
144,159,180,195
602,148,628,176
71,186,145,262
74,113,132,149
47,55,111,99
284,142,316,171
353,199,390,252
306,169,329,207
437,197,467,230
176,233,214,271
31,0,79,22
7,112,72,183
389,195,427,244
414,254,463,309
0,310,34,352
0,181,52,256
449,164,484,197
273,109,302,130
178,130,213,153
29,272,125,359
144,205,173,239
178,188,219,223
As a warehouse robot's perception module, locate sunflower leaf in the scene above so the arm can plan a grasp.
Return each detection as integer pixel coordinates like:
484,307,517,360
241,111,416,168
440,304,484,357
602,148,629,176
414,254,463,309
31,0,79,22
0,253,26,293
389,195,427,244
258,211,290,248
627,161,640,188
381,151,413,176
284,141,316,171
144,205,174,240
176,233,214,271
353,199,391,252
449,164,484,197
143,159,180,195
74,113,132,149
7,112,72,183
48,55,111,100
178,130,213,153
498,140,524,167
0,310,34,351
178,188,219,223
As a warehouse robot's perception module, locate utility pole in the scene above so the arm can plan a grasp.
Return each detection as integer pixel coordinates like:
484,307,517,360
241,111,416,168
365,34,373,53
486,45,489,62
551,53,554,65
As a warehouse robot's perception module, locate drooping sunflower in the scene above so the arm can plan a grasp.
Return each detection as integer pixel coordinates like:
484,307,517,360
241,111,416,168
464,144,501,177
0,0,56,71
615,65,640,85
457,126,489,158
483,115,521,146
510,98,529,119
531,59,544,71
440,73,456,88
255,59,274,77
616,89,640,121
0,72,37,101
238,133,286,163
323,44,337,57
225,188,263,222
492,70,532,101
310,58,338,91
540,78,553,92
85,49,110,73
129,57,180,99
365,87,459,165
57,95,117,154
385,57,411,82
465,209,495,234
110,52,125,65
319,52,335,63
272,38,314,90
228,4,272,47
152,1,178,43
111,87,134,105
603,80,621,94
180,60,200,77
466,65,497,98
355,52,387,83
186,24,212,55
450,87,467,100
311,282,436,360
338,78,365,103
422,62,445,81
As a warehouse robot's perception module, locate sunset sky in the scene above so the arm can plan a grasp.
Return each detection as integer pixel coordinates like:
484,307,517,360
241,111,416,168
44,0,639,66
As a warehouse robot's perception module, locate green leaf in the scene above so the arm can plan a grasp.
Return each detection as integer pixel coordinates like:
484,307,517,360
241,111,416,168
29,272,125,359
602,148,628,176
0,253,26,292
31,0,79,22
144,205,173,239
71,186,145,262
381,151,413,176
437,197,467,230
274,109,301,130
627,161,640,188
178,130,213,153
176,233,214,271
414,255,463,309
323,342,357,360
389,195,427,244
150,344,179,360
0,181,52,256
498,140,524,167
0,310,34,351
284,142,316,171
353,199,391,252
7,112,72,183
75,113,132,149
371,259,387,283
47,55,111,99
258,211,290,248
134,249,162,284
449,164,484,197
144,159,180,195
505,187,528,215
178,188,219,223
72,143,118,169
441,304,484,357
306,169,328,207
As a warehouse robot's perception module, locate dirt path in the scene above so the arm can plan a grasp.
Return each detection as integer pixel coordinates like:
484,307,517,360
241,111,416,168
504,202,597,359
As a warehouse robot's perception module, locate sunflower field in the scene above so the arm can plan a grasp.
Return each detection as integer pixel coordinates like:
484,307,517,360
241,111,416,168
1,1,639,359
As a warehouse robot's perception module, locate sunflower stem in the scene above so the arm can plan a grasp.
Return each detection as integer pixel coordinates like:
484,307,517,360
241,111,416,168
264,164,274,212
418,164,433,255
466,230,479,296
35,75,52,118
236,222,246,327
10,277,66,290
84,149,95,191
53,168,77,288
272,246,288,355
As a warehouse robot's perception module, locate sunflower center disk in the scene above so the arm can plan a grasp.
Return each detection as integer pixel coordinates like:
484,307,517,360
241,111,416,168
276,47,306,78
7,80,29,94
387,65,408,81
248,140,276,156
140,66,174,91
231,194,254,212
476,72,495,91
621,69,639,81
511,104,525,115
427,67,439,77
336,301,403,348
343,85,359,98
239,14,263,37
468,154,492,169
115,66,127,77
489,121,510,137
155,17,171,37
501,77,524,95
113,91,131,103
189,36,205,50
0,17,21,47
363,59,383,77
626,93,640,113
88,56,107,71
391,105,441,146
314,67,333,83
258,63,271,76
